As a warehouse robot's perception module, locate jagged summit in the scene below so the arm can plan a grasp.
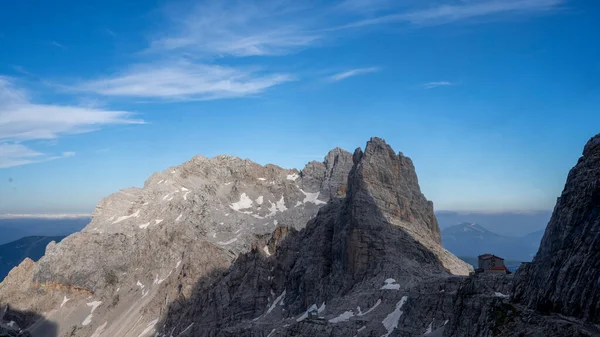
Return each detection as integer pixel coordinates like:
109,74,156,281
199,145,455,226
156,137,471,337
348,137,442,246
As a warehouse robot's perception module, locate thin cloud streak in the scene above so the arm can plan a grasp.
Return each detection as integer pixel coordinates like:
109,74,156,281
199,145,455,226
327,67,380,82
148,1,321,57
0,143,76,168
423,81,453,89
0,77,142,168
48,41,67,49
326,0,564,30
78,62,294,101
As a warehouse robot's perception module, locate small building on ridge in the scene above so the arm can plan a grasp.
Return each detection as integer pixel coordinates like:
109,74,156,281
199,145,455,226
476,253,509,274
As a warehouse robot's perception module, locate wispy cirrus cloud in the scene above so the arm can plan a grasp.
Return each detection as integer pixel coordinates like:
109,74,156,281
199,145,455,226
328,0,565,30
402,0,564,25
79,61,293,101
422,81,453,89
0,77,143,168
147,1,320,57
72,0,564,102
48,41,66,49
0,143,76,168
327,67,380,82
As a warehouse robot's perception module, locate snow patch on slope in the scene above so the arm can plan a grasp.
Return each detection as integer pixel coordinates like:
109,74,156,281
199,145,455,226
230,193,253,211
217,238,238,245
113,210,140,224
300,189,326,205
60,296,69,308
357,299,381,316
381,278,400,290
267,290,286,314
329,311,354,323
381,296,408,337
82,301,102,326
137,318,159,337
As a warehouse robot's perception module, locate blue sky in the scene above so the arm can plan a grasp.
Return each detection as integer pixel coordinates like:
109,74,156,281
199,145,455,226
0,0,598,214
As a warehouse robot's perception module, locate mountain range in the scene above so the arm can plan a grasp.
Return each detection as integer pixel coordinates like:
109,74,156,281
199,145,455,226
435,211,551,237
0,217,90,246
0,134,599,337
0,236,65,282
442,223,544,261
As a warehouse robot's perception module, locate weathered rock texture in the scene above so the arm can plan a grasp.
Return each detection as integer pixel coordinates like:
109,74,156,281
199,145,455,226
3,134,600,337
157,137,471,337
513,134,600,322
0,149,353,337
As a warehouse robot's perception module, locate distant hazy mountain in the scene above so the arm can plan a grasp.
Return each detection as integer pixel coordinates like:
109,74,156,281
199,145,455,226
0,216,90,245
0,236,65,281
442,222,544,261
435,210,551,236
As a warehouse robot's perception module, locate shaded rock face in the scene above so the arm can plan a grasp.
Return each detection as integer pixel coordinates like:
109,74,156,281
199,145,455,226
299,147,353,199
158,137,471,337
341,139,455,281
1,304,57,337
513,133,600,322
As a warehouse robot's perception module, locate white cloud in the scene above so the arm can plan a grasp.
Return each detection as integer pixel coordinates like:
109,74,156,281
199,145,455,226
329,0,564,30
49,41,66,49
148,0,565,57
0,77,142,168
148,1,320,57
78,61,293,100
73,0,563,102
327,67,380,82
335,0,395,13
0,143,77,168
403,0,564,25
422,81,453,89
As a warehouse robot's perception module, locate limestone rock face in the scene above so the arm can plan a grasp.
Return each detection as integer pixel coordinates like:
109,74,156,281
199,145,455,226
158,137,471,337
299,147,353,199
0,148,352,337
513,133,600,322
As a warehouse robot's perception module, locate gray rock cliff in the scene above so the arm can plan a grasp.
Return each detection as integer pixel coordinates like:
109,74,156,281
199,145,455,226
513,133,600,322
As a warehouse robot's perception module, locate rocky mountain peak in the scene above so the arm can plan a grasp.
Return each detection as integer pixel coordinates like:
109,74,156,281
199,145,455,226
347,137,442,247
299,147,353,199
514,132,600,322
276,138,470,302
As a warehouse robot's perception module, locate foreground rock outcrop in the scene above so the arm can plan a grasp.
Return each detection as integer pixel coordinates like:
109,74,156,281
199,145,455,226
513,134,600,322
